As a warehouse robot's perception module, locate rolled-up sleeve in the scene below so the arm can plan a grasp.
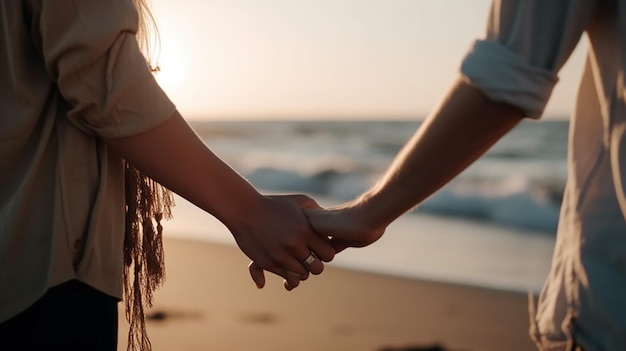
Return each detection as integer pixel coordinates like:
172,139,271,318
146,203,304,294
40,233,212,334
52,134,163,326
35,0,175,138
461,0,595,118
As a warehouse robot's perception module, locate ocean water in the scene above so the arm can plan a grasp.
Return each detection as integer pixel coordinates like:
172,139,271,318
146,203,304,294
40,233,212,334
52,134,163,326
166,118,568,293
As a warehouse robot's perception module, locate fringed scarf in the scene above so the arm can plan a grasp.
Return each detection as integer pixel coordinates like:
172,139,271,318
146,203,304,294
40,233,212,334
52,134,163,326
124,1,172,348
123,163,174,351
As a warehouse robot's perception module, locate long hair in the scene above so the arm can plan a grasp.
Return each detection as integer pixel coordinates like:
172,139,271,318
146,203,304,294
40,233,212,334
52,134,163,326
123,2,174,351
134,0,161,72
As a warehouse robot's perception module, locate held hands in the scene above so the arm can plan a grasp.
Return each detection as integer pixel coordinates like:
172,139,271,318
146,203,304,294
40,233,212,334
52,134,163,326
229,194,335,291
305,201,386,253
248,199,386,290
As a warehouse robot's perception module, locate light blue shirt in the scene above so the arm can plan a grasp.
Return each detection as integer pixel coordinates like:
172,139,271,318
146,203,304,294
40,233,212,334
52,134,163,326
461,1,626,350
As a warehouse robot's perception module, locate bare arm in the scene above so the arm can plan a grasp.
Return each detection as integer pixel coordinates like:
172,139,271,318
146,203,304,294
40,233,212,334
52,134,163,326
106,112,258,227
105,111,334,288
306,79,524,249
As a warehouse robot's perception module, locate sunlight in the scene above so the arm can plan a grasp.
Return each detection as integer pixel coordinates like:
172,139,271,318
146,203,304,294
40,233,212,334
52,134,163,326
154,35,188,93
149,0,581,120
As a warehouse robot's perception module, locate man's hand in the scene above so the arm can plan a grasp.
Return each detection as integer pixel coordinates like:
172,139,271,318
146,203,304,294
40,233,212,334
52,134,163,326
248,198,387,290
304,202,386,253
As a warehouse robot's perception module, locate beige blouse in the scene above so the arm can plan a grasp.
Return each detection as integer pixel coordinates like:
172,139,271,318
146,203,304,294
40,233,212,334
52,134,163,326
0,0,175,321
461,0,626,350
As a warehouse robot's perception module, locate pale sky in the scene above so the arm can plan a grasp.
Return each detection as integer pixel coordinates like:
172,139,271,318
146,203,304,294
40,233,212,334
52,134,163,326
151,0,589,120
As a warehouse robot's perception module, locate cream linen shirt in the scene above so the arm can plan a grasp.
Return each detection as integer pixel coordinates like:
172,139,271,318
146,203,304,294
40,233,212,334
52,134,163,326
461,1,626,350
0,0,176,321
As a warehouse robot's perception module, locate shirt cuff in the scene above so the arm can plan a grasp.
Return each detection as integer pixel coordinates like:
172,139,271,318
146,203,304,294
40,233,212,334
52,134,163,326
92,74,177,139
460,40,558,118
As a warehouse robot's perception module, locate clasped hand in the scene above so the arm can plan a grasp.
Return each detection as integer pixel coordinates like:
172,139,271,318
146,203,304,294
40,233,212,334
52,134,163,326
243,196,385,291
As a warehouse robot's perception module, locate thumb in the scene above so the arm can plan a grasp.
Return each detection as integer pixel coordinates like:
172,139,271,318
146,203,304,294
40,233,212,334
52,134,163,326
292,194,322,210
269,194,322,210
302,207,328,232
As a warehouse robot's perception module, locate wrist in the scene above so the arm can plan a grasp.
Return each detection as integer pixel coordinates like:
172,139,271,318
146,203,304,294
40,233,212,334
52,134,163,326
349,192,389,235
217,185,267,233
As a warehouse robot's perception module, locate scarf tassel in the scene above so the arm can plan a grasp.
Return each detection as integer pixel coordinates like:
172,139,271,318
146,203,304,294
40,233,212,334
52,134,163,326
123,162,174,351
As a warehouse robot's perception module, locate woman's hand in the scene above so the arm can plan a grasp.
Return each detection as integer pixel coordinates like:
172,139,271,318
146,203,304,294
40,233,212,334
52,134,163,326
104,113,335,289
239,194,334,290
248,200,386,290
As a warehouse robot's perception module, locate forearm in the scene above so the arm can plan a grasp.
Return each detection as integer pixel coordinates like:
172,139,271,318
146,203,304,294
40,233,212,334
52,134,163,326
357,79,524,230
104,111,262,230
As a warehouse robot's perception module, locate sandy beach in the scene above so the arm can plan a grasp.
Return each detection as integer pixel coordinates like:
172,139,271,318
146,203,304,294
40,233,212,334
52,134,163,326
117,238,537,351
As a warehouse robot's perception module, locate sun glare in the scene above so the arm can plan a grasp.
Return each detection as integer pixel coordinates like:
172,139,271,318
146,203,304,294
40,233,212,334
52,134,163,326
154,37,188,93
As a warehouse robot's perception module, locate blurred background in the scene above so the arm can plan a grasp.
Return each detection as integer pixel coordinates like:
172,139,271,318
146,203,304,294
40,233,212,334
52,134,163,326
150,0,587,121
149,0,589,293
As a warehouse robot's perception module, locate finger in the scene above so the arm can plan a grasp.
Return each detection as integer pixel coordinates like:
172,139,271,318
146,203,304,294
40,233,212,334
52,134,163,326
301,209,337,263
301,251,325,275
248,262,266,289
302,208,325,231
283,270,301,291
299,271,310,281
276,237,329,276
256,262,303,290
276,254,310,277
307,236,336,263
255,259,307,286
328,238,350,253
270,194,322,210
259,245,309,277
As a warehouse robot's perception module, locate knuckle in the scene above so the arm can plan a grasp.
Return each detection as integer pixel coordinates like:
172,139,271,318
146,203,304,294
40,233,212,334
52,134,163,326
253,258,271,270
272,252,292,266
284,237,304,252
317,248,335,262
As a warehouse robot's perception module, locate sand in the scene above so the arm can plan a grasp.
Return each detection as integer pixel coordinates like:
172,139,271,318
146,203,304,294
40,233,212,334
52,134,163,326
117,238,537,351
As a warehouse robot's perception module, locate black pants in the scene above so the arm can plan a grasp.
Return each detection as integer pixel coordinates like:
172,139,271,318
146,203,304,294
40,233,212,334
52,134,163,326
0,280,118,351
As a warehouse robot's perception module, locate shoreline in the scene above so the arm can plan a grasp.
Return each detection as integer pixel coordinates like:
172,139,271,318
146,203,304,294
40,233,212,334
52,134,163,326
164,194,555,295
118,237,537,351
